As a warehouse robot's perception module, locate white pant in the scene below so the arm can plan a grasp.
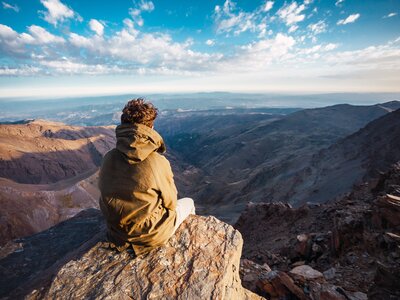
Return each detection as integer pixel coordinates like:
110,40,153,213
174,197,196,232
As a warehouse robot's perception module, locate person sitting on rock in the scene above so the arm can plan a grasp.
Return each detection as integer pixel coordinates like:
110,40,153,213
98,98,196,256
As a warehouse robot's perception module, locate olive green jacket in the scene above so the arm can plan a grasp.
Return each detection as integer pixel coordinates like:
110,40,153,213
98,123,177,255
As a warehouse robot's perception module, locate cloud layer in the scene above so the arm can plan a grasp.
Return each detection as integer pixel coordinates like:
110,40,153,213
0,0,399,94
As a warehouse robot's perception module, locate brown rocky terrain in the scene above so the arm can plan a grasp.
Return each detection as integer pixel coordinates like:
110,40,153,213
0,119,116,245
0,171,101,246
0,119,115,184
235,163,400,299
0,213,261,300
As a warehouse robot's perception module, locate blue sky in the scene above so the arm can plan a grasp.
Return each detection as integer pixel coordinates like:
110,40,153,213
0,0,399,98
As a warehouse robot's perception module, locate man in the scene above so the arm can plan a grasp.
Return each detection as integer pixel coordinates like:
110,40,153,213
99,98,195,256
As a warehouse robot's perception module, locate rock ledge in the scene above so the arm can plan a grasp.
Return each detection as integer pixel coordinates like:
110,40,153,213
25,214,261,300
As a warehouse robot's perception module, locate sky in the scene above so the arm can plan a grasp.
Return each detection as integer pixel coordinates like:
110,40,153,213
0,0,399,98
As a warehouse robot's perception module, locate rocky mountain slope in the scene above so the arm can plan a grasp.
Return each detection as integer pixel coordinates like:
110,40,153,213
160,101,400,222
242,107,400,207
0,119,115,184
0,119,116,245
235,163,400,298
0,171,101,246
0,213,261,300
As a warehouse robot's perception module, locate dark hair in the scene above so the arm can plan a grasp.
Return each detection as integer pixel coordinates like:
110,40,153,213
120,98,158,127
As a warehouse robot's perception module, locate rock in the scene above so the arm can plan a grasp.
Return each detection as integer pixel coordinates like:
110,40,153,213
257,270,307,300
372,194,400,228
289,265,325,284
291,260,306,267
295,233,312,258
17,214,262,300
240,259,271,293
323,267,336,280
309,282,347,300
368,262,400,300
345,291,368,300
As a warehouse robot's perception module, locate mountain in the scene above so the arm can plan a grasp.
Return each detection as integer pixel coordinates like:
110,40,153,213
0,171,101,246
0,119,116,245
271,107,400,206
160,101,400,222
0,119,115,184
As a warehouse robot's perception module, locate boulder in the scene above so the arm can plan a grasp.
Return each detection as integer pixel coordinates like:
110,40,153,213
257,270,307,300
289,265,325,284
240,258,271,293
308,282,347,300
15,213,262,300
295,233,312,258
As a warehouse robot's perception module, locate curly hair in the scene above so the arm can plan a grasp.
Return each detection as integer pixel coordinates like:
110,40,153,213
120,98,158,127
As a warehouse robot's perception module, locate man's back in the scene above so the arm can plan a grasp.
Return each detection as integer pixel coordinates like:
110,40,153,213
99,122,177,256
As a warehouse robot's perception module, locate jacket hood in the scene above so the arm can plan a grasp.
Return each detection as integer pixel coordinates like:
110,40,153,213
115,123,166,162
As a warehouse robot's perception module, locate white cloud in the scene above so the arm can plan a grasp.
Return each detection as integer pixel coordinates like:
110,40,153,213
89,19,104,36
69,33,92,48
277,2,306,26
263,1,274,12
0,23,63,56
206,39,215,46
40,0,76,26
335,0,345,7
383,12,397,19
288,25,298,33
301,44,321,54
324,38,400,71
308,20,327,34
129,0,155,27
138,0,154,12
2,1,19,12
0,24,17,39
226,33,296,70
39,59,124,75
0,66,40,76
337,13,360,25
257,22,267,37
298,43,338,55
324,43,338,51
214,0,257,36
27,25,64,44
66,21,222,74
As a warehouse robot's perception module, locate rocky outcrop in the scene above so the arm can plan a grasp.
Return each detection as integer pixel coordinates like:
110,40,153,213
235,163,400,297
1,211,262,299
239,259,366,300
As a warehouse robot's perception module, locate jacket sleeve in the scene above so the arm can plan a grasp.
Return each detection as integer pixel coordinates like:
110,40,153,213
152,155,178,211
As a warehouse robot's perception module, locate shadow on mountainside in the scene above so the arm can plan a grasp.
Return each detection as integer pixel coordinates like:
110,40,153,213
41,126,115,141
0,140,113,184
0,209,105,299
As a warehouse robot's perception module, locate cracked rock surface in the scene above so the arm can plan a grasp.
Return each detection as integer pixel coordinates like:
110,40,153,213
21,214,261,300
